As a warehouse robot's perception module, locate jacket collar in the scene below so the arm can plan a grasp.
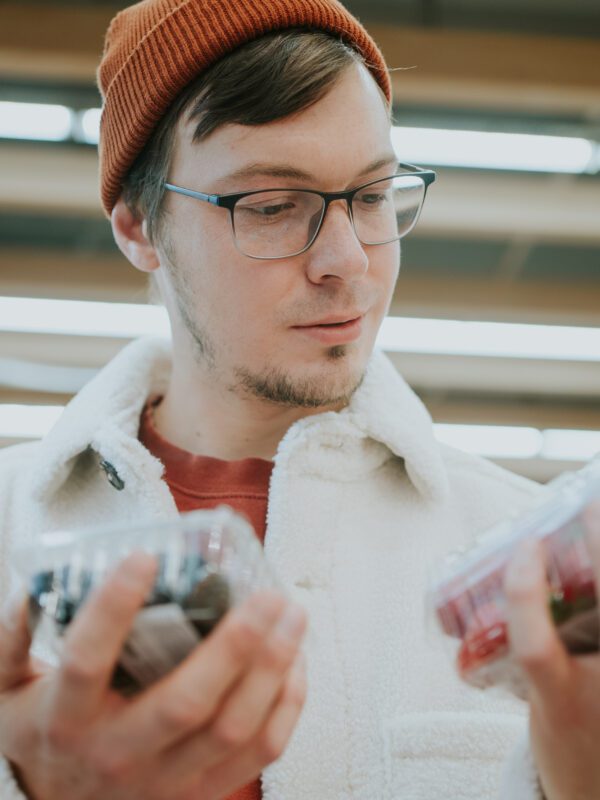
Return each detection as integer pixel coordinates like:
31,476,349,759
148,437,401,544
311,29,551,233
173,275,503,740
30,337,172,503
29,337,448,503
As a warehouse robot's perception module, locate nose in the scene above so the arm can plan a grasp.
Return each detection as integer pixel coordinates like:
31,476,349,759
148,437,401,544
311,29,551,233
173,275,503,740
304,199,369,284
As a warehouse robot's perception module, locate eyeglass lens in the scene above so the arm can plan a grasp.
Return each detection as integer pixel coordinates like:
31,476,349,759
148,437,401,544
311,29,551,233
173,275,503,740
231,175,426,259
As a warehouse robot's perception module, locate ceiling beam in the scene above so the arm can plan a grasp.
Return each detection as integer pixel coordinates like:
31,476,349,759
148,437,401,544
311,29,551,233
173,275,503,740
0,144,102,215
391,275,600,326
0,4,112,85
370,24,600,116
0,249,145,303
0,5,599,116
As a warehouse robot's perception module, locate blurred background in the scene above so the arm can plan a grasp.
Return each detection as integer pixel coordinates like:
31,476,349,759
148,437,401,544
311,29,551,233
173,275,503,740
1,0,599,481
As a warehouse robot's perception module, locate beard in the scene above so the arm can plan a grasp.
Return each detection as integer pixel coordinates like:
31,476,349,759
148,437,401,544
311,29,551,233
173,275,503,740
161,240,368,409
233,346,366,408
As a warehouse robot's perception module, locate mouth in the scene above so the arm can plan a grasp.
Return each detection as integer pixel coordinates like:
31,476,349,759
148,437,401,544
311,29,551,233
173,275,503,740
294,313,365,328
292,315,365,344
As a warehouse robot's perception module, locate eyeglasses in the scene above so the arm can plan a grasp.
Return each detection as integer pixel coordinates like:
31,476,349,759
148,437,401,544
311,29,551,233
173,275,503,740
163,162,436,260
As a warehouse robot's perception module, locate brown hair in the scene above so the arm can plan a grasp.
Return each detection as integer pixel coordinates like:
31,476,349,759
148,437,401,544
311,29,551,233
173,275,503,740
121,29,389,247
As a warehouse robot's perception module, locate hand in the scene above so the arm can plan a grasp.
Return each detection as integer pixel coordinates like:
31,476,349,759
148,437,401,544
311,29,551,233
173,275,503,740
504,501,600,800
0,553,307,800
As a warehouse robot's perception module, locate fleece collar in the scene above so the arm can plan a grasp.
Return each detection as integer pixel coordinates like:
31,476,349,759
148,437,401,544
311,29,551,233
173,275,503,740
29,337,448,504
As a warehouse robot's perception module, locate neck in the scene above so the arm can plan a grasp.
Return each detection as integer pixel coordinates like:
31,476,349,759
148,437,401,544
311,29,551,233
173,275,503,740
153,356,335,462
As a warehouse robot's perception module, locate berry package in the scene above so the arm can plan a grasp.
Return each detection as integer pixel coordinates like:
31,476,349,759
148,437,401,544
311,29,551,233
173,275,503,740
429,457,600,697
12,506,277,694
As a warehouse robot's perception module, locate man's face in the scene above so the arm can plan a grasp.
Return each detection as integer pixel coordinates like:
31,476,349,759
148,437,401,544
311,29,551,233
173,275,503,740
159,61,400,408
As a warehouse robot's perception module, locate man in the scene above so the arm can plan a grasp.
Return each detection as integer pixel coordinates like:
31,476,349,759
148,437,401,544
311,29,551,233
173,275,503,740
1,1,599,798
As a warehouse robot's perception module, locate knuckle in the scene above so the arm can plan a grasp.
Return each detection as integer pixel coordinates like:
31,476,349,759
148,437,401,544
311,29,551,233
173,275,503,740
516,641,554,673
211,716,249,748
156,694,212,733
60,649,106,686
45,718,77,751
260,639,295,672
223,615,265,660
89,746,133,786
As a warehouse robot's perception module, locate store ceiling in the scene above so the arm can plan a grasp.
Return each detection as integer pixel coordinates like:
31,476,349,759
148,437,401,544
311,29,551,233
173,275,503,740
1,0,599,477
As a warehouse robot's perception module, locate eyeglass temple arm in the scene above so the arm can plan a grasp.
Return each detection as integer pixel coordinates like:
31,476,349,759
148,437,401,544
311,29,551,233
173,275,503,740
164,183,220,206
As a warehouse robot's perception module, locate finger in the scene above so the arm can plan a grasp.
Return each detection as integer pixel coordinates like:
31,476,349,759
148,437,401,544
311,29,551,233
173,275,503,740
154,653,307,800
199,654,307,800
96,591,288,763
504,537,571,701
209,603,306,746
49,551,157,725
0,591,33,690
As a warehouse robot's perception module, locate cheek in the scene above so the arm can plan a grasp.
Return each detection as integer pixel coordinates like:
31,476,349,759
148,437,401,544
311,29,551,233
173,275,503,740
371,242,401,296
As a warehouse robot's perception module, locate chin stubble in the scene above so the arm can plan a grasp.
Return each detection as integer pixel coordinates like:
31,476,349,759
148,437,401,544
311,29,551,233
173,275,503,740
233,346,365,408
162,242,366,407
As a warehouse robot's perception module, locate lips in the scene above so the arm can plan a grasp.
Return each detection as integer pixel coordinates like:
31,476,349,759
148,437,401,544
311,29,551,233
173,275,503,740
295,313,364,327
292,315,364,345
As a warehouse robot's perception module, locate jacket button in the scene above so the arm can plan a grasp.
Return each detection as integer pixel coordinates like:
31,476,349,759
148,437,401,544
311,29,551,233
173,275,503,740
99,459,125,491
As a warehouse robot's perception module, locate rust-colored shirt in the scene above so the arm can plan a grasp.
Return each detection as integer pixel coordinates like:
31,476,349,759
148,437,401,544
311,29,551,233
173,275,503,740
139,399,273,800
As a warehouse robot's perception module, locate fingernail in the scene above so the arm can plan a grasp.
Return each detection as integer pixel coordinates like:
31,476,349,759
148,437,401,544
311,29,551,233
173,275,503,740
116,551,157,591
274,604,306,643
245,591,285,626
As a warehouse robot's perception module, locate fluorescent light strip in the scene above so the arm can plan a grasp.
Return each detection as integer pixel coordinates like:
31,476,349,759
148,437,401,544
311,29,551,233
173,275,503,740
2,102,598,174
434,424,600,462
0,101,73,142
0,296,169,338
0,404,64,438
377,316,600,362
78,108,101,145
392,126,596,174
1,297,599,362
1,404,597,463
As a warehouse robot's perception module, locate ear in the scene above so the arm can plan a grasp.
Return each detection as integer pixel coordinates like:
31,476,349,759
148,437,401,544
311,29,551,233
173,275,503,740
111,197,161,273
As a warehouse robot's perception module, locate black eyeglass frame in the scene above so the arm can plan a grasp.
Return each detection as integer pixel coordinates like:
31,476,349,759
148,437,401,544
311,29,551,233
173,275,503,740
163,162,436,260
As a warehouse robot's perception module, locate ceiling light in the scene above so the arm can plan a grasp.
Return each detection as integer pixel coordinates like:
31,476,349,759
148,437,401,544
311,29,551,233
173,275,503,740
377,317,600,362
0,101,73,142
434,424,600,462
434,424,543,459
0,296,169,338
393,126,596,173
541,429,600,462
77,108,101,145
0,404,63,438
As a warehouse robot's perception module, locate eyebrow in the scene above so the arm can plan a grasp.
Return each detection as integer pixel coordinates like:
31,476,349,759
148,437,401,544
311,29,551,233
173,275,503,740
219,154,400,185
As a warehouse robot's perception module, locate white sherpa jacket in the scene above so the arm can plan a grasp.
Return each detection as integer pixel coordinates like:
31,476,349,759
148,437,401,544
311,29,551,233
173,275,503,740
0,337,546,800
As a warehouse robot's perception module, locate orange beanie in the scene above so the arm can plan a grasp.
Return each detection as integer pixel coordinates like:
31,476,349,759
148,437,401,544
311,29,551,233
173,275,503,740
97,0,391,217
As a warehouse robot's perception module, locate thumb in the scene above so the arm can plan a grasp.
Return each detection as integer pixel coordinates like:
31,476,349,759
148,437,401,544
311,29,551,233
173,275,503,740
0,590,33,690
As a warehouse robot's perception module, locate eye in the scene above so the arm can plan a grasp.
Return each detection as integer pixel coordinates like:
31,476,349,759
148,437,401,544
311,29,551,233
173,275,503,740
356,191,387,208
252,202,295,217
235,193,298,223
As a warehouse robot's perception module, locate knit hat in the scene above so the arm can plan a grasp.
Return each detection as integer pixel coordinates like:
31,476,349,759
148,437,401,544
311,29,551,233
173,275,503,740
97,0,391,217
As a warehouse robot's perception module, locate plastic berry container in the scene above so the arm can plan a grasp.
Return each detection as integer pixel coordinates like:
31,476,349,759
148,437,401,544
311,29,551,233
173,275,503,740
428,457,600,697
12,506,279,694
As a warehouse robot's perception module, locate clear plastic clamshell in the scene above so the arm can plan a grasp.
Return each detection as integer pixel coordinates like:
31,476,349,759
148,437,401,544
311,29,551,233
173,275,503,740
13,507,279,694
428,457,600,698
